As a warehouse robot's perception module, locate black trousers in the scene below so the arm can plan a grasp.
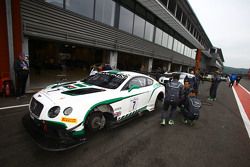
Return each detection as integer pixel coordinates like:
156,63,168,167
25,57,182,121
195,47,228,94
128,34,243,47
16,73,28,97
209,84,218,99
229,80,234,87
161,101,178,120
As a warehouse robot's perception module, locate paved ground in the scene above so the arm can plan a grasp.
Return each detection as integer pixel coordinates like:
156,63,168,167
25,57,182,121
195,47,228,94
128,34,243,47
239,78,250,91
0,80,249,167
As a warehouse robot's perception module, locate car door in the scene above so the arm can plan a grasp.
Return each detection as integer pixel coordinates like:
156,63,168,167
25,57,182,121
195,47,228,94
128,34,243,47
119,77,150,118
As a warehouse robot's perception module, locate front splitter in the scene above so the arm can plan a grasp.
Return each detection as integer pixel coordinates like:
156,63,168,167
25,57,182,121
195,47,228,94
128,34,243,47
22,113,87,151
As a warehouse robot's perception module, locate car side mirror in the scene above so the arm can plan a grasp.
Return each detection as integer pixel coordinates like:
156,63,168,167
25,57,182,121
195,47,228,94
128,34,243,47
128,84,140,92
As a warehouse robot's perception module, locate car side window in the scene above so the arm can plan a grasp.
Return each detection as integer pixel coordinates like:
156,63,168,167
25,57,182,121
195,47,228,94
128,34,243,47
122,77,147,90
147,78,153,86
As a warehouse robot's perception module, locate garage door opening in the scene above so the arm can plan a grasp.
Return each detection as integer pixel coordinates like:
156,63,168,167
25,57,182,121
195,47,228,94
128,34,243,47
28,39,107,89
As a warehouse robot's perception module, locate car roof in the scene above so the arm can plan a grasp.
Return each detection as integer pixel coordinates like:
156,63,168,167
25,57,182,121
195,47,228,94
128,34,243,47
101,70,150,78
164,71,190,75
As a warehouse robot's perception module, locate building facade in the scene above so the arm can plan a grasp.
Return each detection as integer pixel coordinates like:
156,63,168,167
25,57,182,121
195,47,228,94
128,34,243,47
0,0,223,90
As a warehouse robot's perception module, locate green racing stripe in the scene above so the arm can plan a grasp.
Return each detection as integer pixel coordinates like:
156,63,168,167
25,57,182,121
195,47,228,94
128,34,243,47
148,83,162,101
82,92,147,123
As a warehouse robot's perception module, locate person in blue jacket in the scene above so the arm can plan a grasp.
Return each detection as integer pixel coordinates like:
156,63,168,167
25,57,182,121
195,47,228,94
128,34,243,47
229,73,237,87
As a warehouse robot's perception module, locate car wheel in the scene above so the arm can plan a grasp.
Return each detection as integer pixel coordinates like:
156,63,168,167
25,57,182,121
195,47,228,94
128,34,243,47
154,97,162,111
85,112,106,132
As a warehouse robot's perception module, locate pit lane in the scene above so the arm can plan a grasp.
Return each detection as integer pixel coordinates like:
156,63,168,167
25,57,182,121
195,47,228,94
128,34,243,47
0,81,250,167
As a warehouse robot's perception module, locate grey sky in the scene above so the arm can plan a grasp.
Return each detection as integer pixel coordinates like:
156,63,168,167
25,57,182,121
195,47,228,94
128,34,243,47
188,0,250,69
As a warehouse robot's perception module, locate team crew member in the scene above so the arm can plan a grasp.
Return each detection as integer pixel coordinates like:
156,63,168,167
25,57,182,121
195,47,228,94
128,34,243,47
183,89,202,125
179,79,192,112
208,72,221,101
194,70,201,95
161,74,183,126
14,53,29,99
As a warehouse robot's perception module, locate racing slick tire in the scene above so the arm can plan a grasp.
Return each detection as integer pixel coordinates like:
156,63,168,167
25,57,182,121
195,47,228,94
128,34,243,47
154,93,163,111
85,112,106,132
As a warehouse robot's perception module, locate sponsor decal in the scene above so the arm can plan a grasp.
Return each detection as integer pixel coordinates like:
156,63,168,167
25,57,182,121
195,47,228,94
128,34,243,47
114,107,122,111
61,117,77,123
114,111,121,117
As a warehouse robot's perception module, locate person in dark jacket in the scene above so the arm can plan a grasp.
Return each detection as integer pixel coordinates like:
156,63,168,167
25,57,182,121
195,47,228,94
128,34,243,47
161,74,183,126
208,72,221,101
236,75,242,85
14,53,29,99
183,89,202,125
179,78,192,112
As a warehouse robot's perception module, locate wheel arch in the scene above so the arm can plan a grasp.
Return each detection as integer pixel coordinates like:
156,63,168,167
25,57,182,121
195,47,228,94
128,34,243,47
83,104,115,124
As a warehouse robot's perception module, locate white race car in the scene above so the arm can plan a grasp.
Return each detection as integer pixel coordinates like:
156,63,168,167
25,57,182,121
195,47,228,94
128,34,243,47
159,72,195,85
24,70,165,150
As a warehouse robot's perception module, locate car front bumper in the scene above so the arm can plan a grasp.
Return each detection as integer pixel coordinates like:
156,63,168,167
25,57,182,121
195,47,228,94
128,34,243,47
22,113,87,151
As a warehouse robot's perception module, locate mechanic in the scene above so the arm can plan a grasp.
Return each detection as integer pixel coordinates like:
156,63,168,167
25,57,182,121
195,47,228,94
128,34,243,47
161,74,183,126
179,78,192,113
14,53,29,99
182,89,202,125
194,70,201,95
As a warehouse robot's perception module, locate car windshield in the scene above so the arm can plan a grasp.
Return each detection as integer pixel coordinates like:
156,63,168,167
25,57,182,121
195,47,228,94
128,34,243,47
82,72,127,89
180,74,186,79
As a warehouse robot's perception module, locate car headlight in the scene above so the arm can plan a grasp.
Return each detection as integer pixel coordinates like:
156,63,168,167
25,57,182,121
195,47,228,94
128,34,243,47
48,106,60,118
63,107,73,116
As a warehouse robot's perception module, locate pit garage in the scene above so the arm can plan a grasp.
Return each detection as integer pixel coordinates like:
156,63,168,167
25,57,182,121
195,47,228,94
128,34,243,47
28,39,109,89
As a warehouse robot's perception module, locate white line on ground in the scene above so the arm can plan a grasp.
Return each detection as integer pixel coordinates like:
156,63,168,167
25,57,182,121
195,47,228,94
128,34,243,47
232,87,250,138
239,84,250,95
0,104,29,110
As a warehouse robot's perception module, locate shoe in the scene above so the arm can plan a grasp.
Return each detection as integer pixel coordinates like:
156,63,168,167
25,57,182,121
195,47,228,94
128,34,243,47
160,119,166,126
168,120,175,125
183,119,188,124
189,121,194,126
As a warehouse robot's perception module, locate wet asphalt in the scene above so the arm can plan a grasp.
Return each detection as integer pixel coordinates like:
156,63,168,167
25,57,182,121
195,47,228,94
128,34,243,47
0,80,249,167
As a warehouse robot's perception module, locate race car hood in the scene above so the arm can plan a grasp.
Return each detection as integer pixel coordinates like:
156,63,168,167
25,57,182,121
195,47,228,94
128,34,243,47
30,81,118,130
38,81,107,103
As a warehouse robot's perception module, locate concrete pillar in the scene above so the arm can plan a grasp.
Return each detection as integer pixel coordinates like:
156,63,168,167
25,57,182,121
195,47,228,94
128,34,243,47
23,37,30,89
6,0,15,83
168,62,171,72
187,67,190,73
109,51,118,69
179,65,182,72
148,58,153,72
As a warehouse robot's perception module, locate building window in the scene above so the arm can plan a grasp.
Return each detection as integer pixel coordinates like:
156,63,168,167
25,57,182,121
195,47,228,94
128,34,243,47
155,28,163,45
181,13,187,26
180,43,184,54
144,21,154,42
95,0,115,26
176,5,182,21
119,6,134,34
167,35,173,49
173,39,178,52
162,32,169,48
133,14,145,38
65,0,94,19
45,0,64,8
168,0,176,15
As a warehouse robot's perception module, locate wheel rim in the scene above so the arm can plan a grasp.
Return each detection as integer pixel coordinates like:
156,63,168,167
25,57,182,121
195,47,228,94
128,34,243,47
91,117,101,129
